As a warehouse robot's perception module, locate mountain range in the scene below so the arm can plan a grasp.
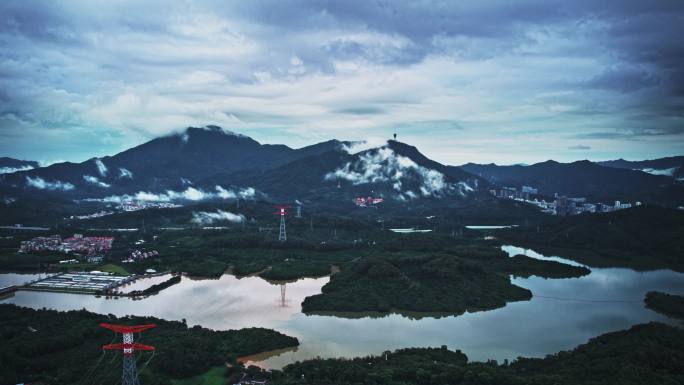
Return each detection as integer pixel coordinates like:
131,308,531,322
460,160,684,205
598,156,684,180
1,126,682,209
0,157,39,174
0,126,487,209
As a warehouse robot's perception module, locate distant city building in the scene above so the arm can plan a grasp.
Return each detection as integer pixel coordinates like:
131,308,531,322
491,186,640,216
555,196,570,216
521,185,538,194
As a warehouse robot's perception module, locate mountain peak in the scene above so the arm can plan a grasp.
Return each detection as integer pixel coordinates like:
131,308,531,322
182,125,251,139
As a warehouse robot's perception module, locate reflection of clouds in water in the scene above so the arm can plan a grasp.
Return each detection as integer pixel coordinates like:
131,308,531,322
575,312,634,333
261,249,684,368
501,245,585,267
2,246,684,370
2,274,328,331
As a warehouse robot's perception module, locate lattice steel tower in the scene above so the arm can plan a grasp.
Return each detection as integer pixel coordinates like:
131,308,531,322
101,323,156,385
275,206,290,242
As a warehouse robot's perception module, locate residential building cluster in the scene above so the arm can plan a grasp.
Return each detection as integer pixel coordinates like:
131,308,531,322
554,196,640,216
490,186,641,216
354,196,384,207
490,186,536,201
19,233,114,256
118,201,182,212
122,249,159,263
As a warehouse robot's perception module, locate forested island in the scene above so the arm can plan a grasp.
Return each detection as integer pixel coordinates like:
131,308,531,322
274,322,684,385
126,275,182,297
302,248,589,315
0,304,298,385
645,291,684,319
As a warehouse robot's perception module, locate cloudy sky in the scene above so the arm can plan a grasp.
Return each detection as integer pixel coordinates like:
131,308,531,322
1,1,682,165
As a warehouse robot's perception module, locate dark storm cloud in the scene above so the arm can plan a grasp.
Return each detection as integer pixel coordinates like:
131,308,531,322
588,66,661,93
0,0,682,163
568,145,591,150
333,107,386,115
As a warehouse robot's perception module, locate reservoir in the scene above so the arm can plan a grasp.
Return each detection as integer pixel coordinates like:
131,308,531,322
2,246,683,369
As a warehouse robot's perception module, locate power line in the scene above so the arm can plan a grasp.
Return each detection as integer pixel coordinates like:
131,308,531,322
533,294,641,303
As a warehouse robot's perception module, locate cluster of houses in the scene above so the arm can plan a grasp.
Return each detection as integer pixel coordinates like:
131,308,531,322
19,233,114,257
354,196,384,207
122,249,159,263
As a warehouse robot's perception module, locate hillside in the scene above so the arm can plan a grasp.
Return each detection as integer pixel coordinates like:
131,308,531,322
279,322,684,385
499,205,684,271
460,160,683,205
0,126,488,214
199,139,486,206
599,156,684,180
0,157,39,174
0,126,347,199
0,304,298,385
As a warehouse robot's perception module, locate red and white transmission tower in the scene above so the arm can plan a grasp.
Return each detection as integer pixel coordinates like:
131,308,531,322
274,205,291,242
101,323,156,385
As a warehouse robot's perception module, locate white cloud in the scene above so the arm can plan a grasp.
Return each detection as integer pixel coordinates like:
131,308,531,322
237,187,256,198
119,168,133,178
25,176,75,191
639,167,678,177
326,146,465,199
84,185,257,203
94,159,108,176
0,165,34,174
2,197,17,204
178,186,204,200
2,2,682,164
340,139,388,154
191,210,245,225
215,185,256,199
83,175,111,188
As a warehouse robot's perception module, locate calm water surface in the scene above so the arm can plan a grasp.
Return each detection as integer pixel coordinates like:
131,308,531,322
1,246,683,369
0,272,44,287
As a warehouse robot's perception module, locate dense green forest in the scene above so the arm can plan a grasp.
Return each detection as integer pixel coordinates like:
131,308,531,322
10,204,683,282
301,248,588,315
3,305,682,385
0,304,298,385
275,322,684,385
499,205,684,271
645,291,684,319
0,212,521,280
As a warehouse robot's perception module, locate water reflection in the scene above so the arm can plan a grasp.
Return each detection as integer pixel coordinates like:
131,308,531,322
2,274,328,331
1,246,683,370
0,272,43,287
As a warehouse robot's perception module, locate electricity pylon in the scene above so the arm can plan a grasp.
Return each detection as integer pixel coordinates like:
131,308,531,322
274,205,291,242
101,323,156,385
